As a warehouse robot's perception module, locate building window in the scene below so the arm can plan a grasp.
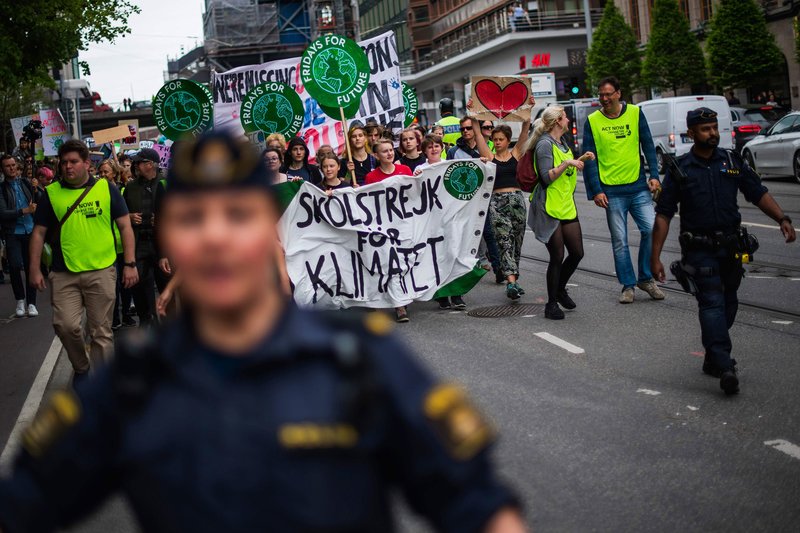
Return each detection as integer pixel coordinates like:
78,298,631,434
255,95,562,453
629,0,641,41
700,0,713,21
680,0,690,19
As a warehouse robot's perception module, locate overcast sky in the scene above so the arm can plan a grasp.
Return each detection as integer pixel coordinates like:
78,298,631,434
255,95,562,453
80,0,205,108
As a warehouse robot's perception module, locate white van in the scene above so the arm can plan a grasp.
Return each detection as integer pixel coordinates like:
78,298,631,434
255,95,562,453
638,95,733,173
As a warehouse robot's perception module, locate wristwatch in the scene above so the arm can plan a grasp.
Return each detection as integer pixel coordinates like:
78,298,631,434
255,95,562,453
779,215,792,225
123,261,137,268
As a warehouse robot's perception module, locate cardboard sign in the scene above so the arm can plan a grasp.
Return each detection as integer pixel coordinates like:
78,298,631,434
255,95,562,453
152,144,172,169
92,124,132,145
118,119,140,150
470,76,532,122
39,109,71,156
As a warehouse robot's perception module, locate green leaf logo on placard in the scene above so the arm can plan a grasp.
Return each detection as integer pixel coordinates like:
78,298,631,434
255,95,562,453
443,161,484,201
153,79,213,141
402,82,418,128
241,82,304,138
301,34,370,108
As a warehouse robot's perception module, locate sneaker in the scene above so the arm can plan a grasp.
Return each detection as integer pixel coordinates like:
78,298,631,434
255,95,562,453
451,296,467,310
637,279,665,300
122,315,137,327
506,283,520,300
516,284,525,296
112,318,122,330
436,297,451,310
27,304,38,317
557,289,576,310
544,302,565,320
395,306,410,323
720,369,740,395
619,288,635,304
15,300,26,317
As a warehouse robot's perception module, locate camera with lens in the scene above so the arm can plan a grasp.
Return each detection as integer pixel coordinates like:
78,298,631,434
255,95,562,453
22,119,43,143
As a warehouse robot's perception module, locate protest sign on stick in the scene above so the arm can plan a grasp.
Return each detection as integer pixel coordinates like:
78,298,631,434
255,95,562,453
470,76,532,122
92,125,131,146
240,82,304,138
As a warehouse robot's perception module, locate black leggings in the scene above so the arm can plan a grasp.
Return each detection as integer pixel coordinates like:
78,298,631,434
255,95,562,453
544,219,584,303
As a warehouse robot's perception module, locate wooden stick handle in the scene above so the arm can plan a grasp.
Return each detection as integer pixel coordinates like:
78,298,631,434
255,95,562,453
340,107,356,186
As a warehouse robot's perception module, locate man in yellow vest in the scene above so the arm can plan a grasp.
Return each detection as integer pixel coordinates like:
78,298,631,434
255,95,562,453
28,139,139,383
582,76,665,304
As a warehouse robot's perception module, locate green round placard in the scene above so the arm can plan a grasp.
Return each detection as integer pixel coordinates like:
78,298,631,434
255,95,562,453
153,79,213,141
300,34,370,108
240,82,305,137
402,83,418,128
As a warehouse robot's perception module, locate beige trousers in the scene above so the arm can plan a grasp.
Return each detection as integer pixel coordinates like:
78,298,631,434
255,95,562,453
50,266,116,373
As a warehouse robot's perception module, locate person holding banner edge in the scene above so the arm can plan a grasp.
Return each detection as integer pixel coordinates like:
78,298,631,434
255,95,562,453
468,96,535,300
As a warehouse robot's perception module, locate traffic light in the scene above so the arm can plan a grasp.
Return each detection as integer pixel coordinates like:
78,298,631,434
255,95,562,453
566,78,581,97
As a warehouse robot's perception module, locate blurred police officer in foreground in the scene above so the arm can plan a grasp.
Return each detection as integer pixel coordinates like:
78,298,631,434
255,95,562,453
0,132,526,533
651,108,795,395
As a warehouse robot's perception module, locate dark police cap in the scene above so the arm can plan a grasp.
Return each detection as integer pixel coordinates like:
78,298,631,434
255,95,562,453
131,148,160,164
166,131,273,195
686,107,718,127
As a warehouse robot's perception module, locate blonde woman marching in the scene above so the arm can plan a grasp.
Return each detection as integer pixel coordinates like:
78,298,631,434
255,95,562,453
527,106,594,319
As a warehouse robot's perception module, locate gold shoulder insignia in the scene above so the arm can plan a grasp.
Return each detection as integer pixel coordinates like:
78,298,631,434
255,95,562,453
363,311,394,336
424,384,494,460
22,390,81,457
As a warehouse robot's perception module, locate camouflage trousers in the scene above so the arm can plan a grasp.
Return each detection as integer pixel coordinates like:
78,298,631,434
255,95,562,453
489,191,527,278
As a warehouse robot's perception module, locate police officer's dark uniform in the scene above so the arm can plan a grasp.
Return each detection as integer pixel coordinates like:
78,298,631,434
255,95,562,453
654,108,793,395
0,133,520,532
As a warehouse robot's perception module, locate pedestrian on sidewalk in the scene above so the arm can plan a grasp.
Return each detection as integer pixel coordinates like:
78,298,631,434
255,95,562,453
0,132,527,533
0,155,38,317
527,106,594,320
582,76,665,304
28,139,139,381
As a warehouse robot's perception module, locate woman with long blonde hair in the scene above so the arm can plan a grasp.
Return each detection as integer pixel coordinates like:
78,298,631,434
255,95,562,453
528,106,594,319
339,125,376,186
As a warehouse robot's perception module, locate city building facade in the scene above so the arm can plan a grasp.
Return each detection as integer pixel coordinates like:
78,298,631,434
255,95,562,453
404,0,604,124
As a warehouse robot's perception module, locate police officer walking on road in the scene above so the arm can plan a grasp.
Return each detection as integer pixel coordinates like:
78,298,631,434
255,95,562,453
0,132,527,533
436,97,462,149
651,108,796,395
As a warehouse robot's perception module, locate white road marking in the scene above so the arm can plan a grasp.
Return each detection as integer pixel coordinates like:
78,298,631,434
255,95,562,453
566,283,579,287
636,388,662,396
791,278,800,281
0,337,63,471
741,221,782,230
748,275,775,279
522,314,536,318
764,439,800,461
534,332,585,354
687,405,699,411
772,320,793,325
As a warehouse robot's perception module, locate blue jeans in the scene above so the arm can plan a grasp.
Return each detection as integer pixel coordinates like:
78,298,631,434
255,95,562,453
685,247,743,371
605,190,655,289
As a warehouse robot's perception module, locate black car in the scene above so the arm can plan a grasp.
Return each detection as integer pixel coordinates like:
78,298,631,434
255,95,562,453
730,105,789,152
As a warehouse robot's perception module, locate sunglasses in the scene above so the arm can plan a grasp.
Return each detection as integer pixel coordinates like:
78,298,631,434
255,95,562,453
460,126,473,132
482,125,493,130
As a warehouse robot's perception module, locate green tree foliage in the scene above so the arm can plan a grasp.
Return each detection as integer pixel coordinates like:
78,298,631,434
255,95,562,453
0,0,140,86
794,16,800,65
642,0,706,93
586,2,642,99
706,0,784,89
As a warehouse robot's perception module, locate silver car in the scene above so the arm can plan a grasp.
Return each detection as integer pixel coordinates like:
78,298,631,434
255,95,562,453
741,111,800,183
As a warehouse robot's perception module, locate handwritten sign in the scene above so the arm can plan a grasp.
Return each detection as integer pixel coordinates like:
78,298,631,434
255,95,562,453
470,76,532,122
152,144,172,169
118,119,140,150
92,124,132,145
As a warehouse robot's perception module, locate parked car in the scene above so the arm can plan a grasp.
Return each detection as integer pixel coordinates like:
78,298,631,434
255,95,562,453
639,95,734,173
730,105,790,153
130,100,152,110
741,111,800,183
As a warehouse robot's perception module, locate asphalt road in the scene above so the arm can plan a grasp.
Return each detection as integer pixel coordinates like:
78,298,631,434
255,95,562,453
1,177,798,532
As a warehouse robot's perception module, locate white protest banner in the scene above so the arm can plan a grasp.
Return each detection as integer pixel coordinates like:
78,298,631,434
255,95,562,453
212,31,404,159
470,76,533,122
40,109,71,156
279,159,494,309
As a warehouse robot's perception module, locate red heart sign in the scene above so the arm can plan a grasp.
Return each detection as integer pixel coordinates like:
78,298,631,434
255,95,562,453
474,79,529,120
